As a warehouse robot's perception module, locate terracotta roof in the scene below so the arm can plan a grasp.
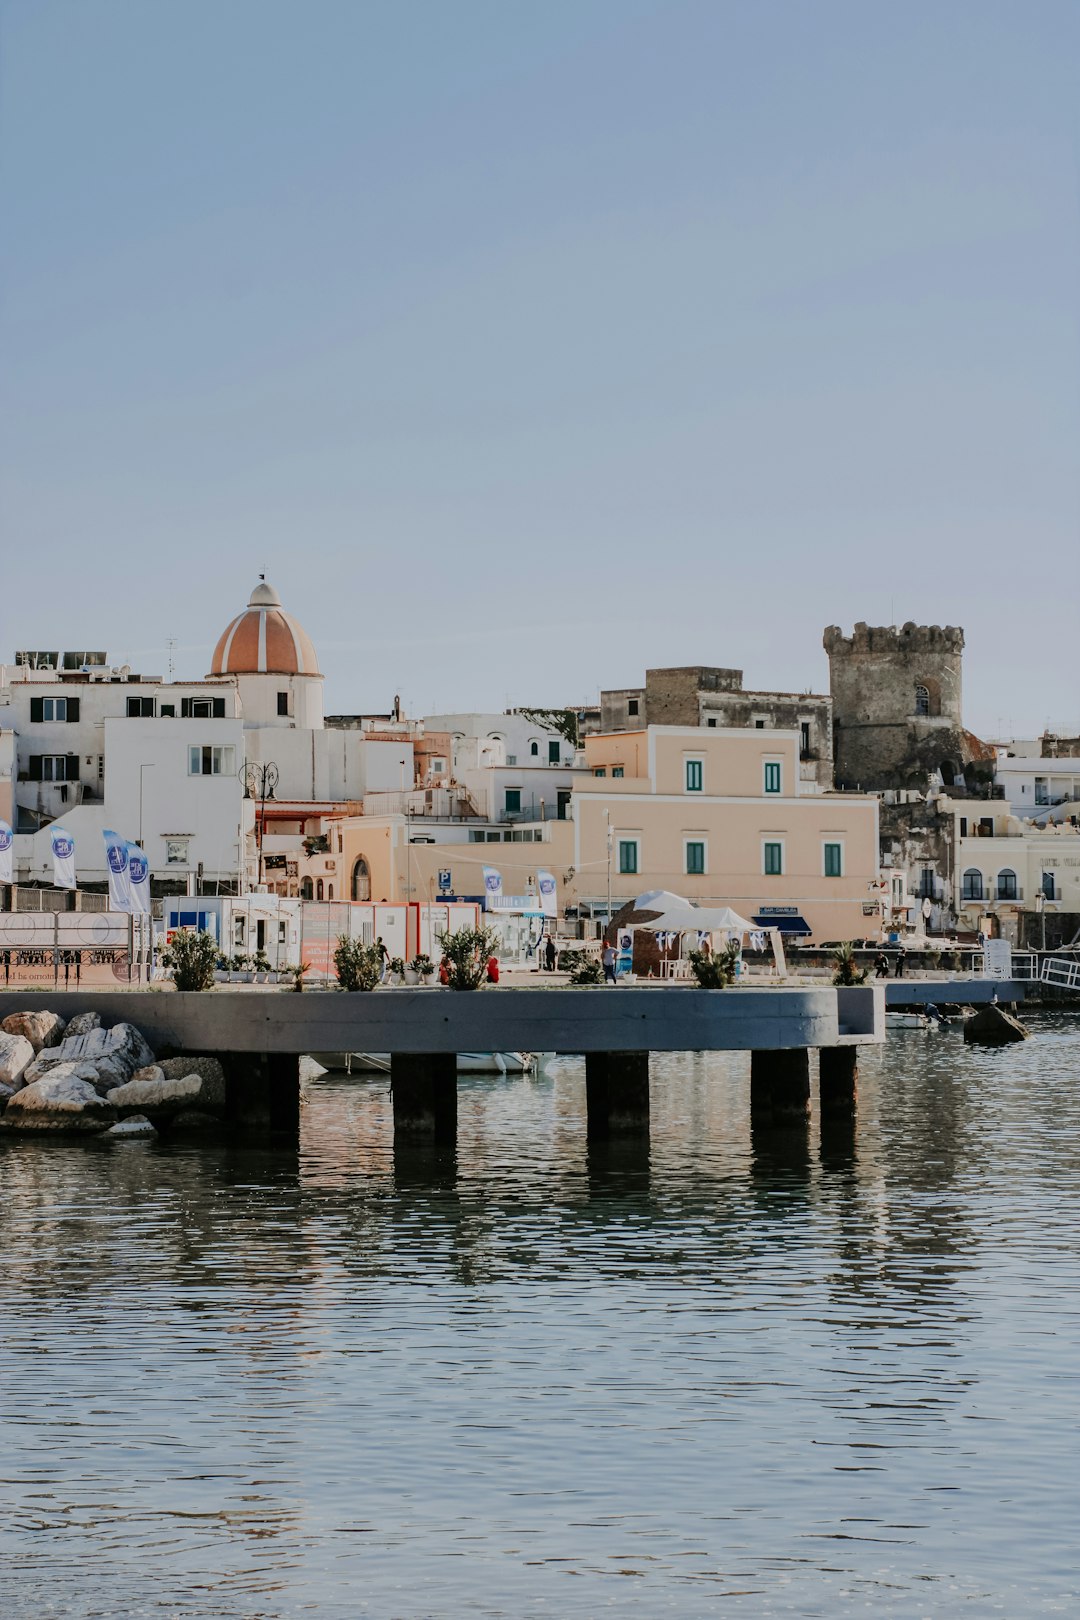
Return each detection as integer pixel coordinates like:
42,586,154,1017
209,580,320,677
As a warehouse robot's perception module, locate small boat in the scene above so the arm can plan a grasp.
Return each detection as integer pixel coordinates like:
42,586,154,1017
885,1010,934,1031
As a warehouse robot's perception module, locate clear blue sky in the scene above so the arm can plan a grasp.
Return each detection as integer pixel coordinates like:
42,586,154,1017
2,0,1077,738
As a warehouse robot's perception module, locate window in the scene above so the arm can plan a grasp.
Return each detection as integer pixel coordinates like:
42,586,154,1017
165,838,190,866
160,703,175,718
188,744,236,776
300,877,314,900
431,757,446,775
548,740,560,764
764,761,782,794
685,758,703,793
506,755,517,766
618,839,639,875
35,754,76,782
327,884,334,900
277,691,290,716
959,817,968,837
707,718,717,727
316,878,324,901
755,720,765,729
594,767,606,777
685,840,705,875
914,684,930,717
29,696,79,723
234,917,246,947
504,788,521,815
530,740,539,756
823,842,843,877
627,698,639,717
1042,871,1056,900
127,697,155,718
352,857,371,901
278,922,287,945
763,841,783,876
800,721,811,756
612,766,624,779
996,869,1018,901
961,869,984,902
181,697,226,719
918,867,935,898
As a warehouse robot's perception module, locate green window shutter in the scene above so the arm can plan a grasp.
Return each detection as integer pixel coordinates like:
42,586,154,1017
685,759,702,791
764,842,782,875
618,841,638,875
686,842,704,875
824,843,841,877
764,762,781,794
30,698,43,723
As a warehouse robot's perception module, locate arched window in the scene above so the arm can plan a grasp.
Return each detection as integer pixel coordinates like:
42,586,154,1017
351,856,371,902
300,877,314,901
915,684,930,717
530,740,539,756
938,759,957,784
996,868,1018,900
316,878,324,901
961,868,984,902
327,884,333,900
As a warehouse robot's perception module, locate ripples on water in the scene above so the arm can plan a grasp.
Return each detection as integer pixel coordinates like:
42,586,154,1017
2,1016,1079,1617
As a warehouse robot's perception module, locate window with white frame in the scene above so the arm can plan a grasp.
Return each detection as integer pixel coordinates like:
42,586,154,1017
685,757,703,792
823,841,843,877
618,837,639,875
41,697,68,721
188,744,236,776
763,759,782,794
684,839,706,875
763,840,784,876
165,838,190,866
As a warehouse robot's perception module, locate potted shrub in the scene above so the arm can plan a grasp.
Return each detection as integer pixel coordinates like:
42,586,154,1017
252,948,272,983
568,953,604,985
410,953,435,985
688,940,741,988
387,955,406,986
831,941,868,986
214,952,231,984
161,929,219,992
290,961,311,993
437,926,502,990
230,952,254,983
333,935,383,992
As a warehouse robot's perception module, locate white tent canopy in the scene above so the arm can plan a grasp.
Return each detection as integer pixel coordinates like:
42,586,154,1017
630,891,755,934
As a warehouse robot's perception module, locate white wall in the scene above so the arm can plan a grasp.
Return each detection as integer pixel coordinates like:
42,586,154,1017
425,712,575,771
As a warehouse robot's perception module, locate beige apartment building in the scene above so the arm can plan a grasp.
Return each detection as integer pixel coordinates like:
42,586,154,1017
336,726,880,944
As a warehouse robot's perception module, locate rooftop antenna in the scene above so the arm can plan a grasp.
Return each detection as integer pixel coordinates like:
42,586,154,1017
166,637,177,681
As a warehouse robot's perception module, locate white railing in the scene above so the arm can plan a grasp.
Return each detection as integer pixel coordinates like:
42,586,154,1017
1042,957,1080,990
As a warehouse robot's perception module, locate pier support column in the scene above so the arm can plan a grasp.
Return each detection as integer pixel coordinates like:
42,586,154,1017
585,1051,650,1139
819,1047,858,1118
750,1049,811,1126
391,1053,458,1141
224,1053,300,1140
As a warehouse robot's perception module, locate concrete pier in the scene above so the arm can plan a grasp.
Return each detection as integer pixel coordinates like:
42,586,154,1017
390,1052,458,1140
750,1048,811,1125
585,1051,650,1138
818,1046,858,1117
224,1052,301,1139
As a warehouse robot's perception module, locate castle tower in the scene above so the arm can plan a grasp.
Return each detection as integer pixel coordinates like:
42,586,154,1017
823,622,977,790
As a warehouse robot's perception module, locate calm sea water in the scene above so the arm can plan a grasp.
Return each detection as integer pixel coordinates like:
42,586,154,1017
2,1015,1079,1618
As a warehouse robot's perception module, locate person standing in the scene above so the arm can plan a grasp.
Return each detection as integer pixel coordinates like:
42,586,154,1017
602,941,617,984
544,936,557,972
486,952,500,984
894,946,907,978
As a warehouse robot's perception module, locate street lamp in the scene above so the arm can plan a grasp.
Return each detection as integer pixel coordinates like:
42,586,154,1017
239,760,278,890
605,809,613,937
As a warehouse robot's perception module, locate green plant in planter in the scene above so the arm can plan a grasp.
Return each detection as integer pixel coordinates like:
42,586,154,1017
832,941,868,986
290,961,311,992
252,949,272,974
688,940,740,988
333,935,383,992
161,929,219,992
568,954,604,985
387,956,406,978
230,954,250,972
437,926,502,990
410,954,434,977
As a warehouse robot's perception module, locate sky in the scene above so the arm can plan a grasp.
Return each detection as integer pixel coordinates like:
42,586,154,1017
2,0,1077,740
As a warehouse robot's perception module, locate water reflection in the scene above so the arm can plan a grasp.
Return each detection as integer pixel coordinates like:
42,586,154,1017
1,1019,1079,1617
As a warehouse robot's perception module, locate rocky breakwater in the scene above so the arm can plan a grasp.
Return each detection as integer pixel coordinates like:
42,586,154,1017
0,1010,227,1140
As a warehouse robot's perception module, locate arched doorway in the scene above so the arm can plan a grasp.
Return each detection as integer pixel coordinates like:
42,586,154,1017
316,878,324,901
352,856,371,901
300,877,314,900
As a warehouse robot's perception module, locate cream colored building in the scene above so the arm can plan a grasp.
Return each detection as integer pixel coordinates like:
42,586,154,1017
952,804,1080,940
336,725,880,944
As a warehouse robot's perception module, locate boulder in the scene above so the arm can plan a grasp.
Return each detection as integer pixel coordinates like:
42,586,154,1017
65,1011,102,1037
25,1022,156,1089
963,1004,1030,1046
0,1066,117,1133
107,1058,224,1121
104,1114,157,1140
0,1032,35,1089
1,1010,67,1052
0,1082,16,1109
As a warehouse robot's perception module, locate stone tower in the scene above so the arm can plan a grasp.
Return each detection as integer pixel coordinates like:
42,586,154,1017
823,622,981,790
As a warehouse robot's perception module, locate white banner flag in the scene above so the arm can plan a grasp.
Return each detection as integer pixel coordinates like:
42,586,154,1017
482,866,503,910
537,869,557,918
126,842,151,914
102,829,132,911
51,827,76,890
0,819,12,884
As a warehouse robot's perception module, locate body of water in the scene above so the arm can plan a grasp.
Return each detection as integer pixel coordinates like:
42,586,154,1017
2,1015,1079,1617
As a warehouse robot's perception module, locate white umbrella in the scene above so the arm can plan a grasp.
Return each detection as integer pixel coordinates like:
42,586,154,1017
630,891,754,934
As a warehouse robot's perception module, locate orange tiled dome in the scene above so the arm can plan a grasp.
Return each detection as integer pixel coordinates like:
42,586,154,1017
210,579,320,677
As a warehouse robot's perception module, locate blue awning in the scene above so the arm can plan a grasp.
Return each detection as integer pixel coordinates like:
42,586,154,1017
753,912,812,936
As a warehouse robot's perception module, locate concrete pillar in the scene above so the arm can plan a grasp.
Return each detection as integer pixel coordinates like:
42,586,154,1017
819,1046,858,1117
267,1053,301,1139
585,1050,650,1138
391,1052,458,1140
224,1053,300,1140
750,1049,811,1126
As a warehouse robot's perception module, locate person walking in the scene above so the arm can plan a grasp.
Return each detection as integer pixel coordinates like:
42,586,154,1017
602,941,617,984
874,950,889,979
894,946,907,979
544,936,557,972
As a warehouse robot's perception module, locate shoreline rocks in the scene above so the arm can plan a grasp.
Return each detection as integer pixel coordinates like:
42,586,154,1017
1,1068,118,1133
0,1032,35,1090
963,1004,1030,1046
1,1011,67,1052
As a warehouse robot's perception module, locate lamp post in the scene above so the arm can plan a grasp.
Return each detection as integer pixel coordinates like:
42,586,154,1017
138,763,155,845
605,809,613,938
239,761,278,890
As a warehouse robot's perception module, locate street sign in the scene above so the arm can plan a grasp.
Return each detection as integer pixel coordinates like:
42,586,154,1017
438,868,451,891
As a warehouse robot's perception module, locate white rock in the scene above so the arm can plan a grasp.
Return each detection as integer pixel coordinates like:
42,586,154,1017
107,1070,222,1119
65,1011,102,1037
25,1022,156,1088
0,1032,35,1088
104,1114,157,1139
1,1011,67,1052
1,1066,117,1132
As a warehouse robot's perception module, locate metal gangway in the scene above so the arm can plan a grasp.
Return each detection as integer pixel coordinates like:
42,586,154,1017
1008,952,1080,991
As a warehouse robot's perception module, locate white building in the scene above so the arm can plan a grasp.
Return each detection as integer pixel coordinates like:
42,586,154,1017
423,711,578,824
